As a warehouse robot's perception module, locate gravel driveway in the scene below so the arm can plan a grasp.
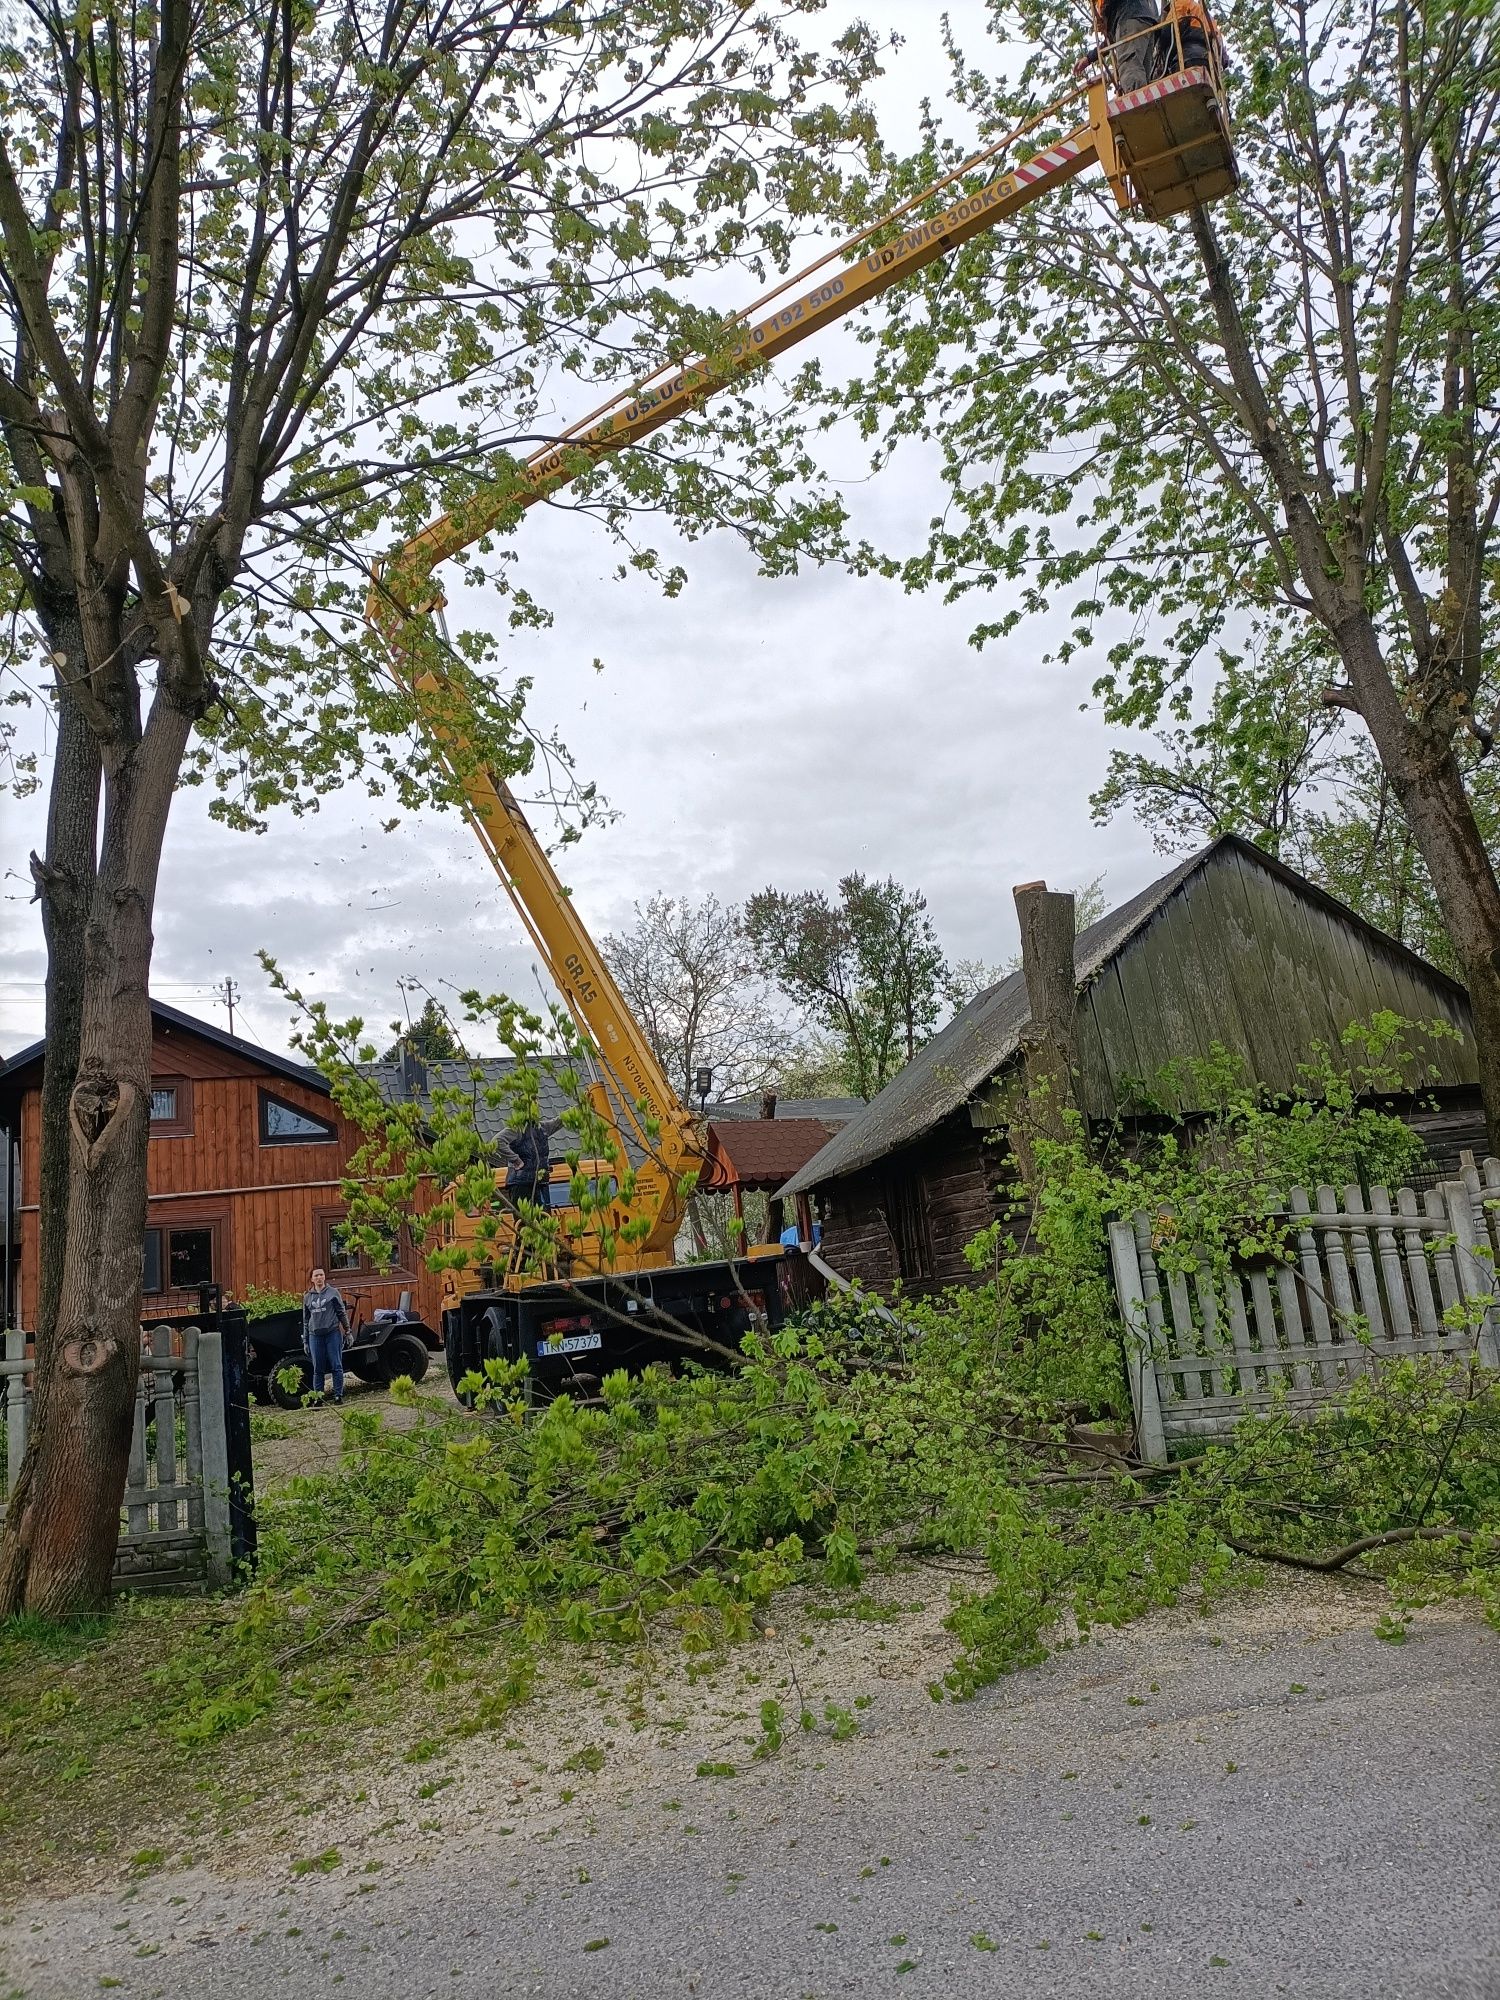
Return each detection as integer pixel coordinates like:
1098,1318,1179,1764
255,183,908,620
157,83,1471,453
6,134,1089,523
4,1581,1495,1999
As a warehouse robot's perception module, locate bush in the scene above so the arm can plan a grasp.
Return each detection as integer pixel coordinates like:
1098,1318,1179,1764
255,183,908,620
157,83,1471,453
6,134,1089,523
242,1285,302,1320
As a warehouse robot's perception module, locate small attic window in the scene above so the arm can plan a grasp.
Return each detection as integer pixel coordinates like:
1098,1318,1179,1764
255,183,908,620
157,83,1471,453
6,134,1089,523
148,1078,192,1138
258,1090,337,1146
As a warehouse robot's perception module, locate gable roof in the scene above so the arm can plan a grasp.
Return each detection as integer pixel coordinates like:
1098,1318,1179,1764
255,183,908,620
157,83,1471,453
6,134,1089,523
1,997,326,1105
706,1116,843,1190
779,834,1472,1198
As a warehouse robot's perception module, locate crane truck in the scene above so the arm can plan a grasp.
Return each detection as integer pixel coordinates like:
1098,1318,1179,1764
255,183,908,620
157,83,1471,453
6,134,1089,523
365,12,1238,1399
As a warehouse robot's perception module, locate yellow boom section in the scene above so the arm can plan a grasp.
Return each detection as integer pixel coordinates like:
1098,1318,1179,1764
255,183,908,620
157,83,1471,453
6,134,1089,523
367,45,1236,1287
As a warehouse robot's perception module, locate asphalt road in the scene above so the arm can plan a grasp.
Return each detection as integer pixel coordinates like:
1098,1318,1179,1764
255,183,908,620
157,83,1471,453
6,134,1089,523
5,1592,1497,2000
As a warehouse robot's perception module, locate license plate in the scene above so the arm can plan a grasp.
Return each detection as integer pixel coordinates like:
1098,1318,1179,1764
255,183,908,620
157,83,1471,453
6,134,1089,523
537,1330,603,1357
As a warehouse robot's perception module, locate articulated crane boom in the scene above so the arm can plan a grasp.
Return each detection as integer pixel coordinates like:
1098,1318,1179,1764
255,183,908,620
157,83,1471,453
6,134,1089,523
367,24,1236,1304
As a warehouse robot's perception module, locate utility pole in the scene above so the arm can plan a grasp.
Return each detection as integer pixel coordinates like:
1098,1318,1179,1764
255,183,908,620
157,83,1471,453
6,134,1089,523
217,977,241,1037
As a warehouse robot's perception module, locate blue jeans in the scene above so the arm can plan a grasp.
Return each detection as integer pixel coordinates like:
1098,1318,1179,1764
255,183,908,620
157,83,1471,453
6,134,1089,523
307,1327,345,1398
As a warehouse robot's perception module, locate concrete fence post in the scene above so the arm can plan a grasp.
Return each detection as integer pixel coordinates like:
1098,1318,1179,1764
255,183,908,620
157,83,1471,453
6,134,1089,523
1109,1217,1167,1464
197,1329,233,1586
3,1329,28,1498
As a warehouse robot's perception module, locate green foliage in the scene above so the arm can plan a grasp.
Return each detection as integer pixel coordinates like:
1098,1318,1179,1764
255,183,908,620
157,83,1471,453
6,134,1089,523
290,1849,341,1877
263,965,689,1294
241,1285,302,1321
1191,1359,1500,1588
947,1018,1447,1410
3,0,889,823
834,0,1500,1004
154,1279,1500,1745
1117,1015,1441,1253
745,874,951,1100
751,1698,786,1759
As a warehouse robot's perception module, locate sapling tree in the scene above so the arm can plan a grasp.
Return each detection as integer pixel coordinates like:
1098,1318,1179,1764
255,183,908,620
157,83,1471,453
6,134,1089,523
0,0,883,1613
838,0,1500,1139
263,968,754,1365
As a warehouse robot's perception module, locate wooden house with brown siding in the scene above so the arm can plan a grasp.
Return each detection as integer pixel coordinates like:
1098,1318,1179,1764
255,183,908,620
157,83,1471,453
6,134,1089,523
778,836,1485,1296
1,1001,441,1331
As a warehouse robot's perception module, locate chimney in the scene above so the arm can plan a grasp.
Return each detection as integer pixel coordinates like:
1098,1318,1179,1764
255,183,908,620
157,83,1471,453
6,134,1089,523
760,1088,778,1121
399,1040,428,1103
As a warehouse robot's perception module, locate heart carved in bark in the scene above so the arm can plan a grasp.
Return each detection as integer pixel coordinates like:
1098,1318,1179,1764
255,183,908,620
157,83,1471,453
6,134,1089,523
68,1076,139,1170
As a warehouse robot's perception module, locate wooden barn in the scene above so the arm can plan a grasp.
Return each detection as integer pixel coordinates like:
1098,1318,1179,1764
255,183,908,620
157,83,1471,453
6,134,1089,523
1,1001,442,1331
778,836,1485,1296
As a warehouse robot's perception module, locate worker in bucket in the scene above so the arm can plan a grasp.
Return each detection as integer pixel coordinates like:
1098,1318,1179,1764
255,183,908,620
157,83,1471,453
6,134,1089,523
1097,0,1161,90
1165,0,1218,72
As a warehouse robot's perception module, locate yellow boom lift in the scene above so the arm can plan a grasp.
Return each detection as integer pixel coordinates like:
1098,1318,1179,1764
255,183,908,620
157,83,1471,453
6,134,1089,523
367,18,1236,1382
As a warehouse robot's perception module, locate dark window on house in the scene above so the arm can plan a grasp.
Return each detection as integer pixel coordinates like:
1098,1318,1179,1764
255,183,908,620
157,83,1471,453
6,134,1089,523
148,1077,192,1137
315,1208,411,1278
142,1223,216,1294
258,1089,337,1146
885,1173,934,1283
325,1225,363,1273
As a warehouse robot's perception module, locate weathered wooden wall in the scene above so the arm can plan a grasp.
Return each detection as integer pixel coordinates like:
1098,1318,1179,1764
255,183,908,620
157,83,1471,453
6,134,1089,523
818,1116,1005,1296
1063,845,1475,1121
12,1021,441,1330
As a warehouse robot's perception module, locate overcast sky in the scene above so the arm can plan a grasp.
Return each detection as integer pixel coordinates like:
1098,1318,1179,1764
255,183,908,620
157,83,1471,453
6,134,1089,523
0,0,1178,1061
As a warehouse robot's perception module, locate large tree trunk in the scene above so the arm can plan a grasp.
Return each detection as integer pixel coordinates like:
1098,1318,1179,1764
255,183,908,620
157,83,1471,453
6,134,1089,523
0,691,99,1614
32,683,100,1348
1190,210,1500,1152
0,713,188,1615
1355,688,1500,1154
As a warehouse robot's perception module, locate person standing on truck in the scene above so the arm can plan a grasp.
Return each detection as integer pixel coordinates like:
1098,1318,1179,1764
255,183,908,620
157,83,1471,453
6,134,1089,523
504,1114,563,1208
1097,0,1161,89
302,1266,351,1404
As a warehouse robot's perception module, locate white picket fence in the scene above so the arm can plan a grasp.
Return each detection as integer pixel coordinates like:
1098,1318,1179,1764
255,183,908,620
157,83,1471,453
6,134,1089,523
1109,1165,1500,1463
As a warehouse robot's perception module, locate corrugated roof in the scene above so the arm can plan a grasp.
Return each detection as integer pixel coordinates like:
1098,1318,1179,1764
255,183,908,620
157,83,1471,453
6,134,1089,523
706,1117,840,1188
777,843,1219,1198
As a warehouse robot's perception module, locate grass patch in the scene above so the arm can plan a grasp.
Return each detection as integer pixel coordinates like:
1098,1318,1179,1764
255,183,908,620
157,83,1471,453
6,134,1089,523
290,1847,341,1876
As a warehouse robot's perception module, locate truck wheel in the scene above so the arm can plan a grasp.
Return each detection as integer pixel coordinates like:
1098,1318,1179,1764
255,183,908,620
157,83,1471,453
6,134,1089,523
380,1330,430,1385
267,1357,309,1408
347,1353,381,1382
